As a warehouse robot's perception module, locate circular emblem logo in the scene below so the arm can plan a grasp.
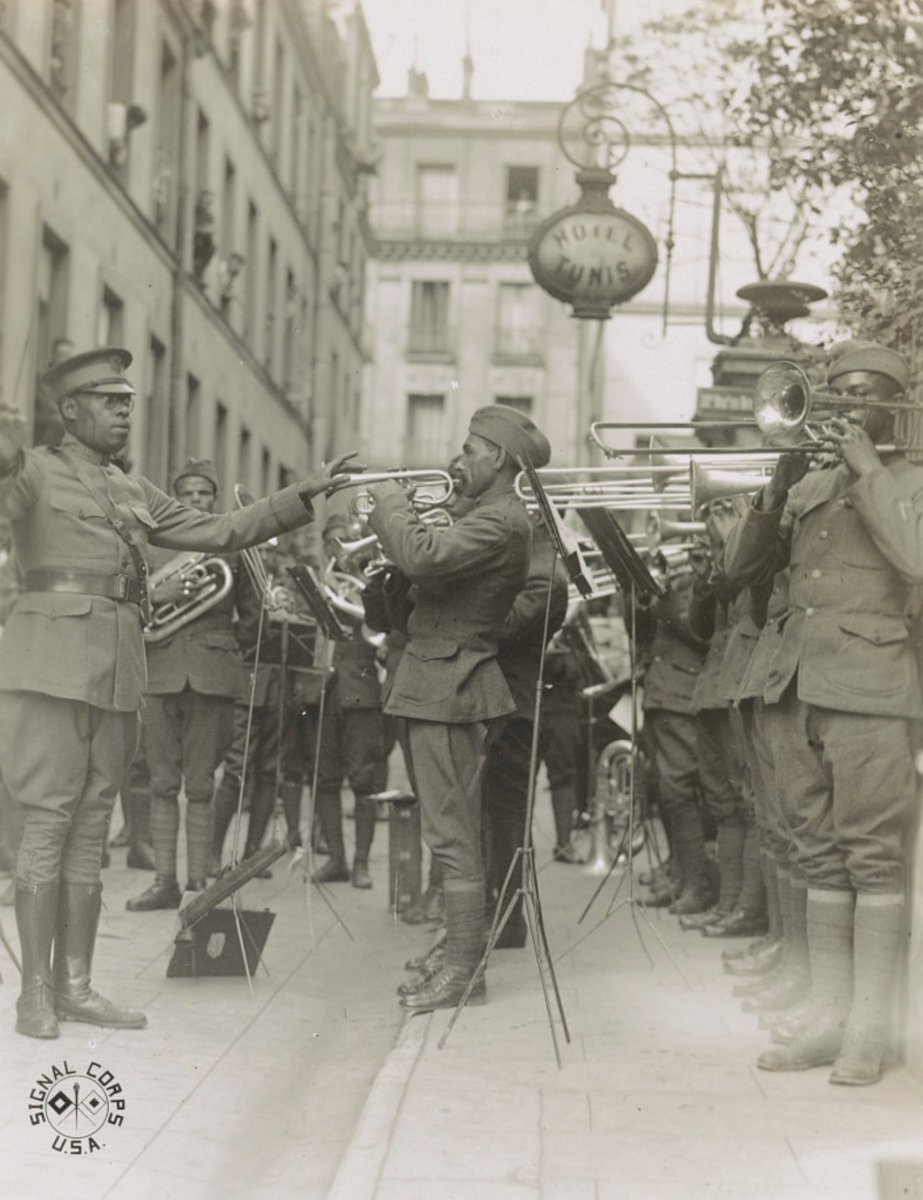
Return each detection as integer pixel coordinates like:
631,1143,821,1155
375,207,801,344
29,1060,126,1155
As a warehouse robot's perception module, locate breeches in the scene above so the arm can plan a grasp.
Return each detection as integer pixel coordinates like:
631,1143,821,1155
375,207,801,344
772,690,916,892
644,709,700,821
403,717,490,883
0,691,138,886
538,704,578,794
142,686,234,805
222,692,303,786
696,706,744,823
306,698,385,798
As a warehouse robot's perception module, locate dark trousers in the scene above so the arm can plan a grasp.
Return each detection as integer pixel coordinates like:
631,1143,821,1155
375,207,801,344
142,686,234,805
483,716,533,914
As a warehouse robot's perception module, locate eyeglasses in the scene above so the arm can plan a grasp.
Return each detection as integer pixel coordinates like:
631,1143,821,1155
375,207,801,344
75,391,136,414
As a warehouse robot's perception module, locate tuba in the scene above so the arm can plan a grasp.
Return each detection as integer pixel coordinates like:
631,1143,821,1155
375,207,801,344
584,739,639,875
143,552,234,644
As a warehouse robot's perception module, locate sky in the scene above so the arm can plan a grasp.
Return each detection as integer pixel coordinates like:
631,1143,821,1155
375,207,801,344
361,0,690,102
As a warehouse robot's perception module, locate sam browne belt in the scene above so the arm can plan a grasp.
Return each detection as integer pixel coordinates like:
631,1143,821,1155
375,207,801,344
23,569,146,607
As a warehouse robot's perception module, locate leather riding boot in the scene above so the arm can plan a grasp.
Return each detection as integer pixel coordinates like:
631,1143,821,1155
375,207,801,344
351,795,376,889
54,883,147,1028
14,882,59,1039
185,801,213,887
313,791,349,883
830,893,903,1087
668,809,714,915
121,781,155,870
244,779,279,859
125,875,182,912
210,773,241,874
713,817,746,915
550,782,577,858
401,879,486,1012
279,780,304,849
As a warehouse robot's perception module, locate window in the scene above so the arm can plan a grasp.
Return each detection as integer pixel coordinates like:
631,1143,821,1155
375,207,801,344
108,0,137,179
505,166,539,228
238,424,252,490
264,236,277,373
416,165,459,237
36,228,70,375
270,37,285,166
406,394,445,465
290,83,303,201
145,336,167,484
261,446,272,496
496,283,541,358
494,395,533,415
283,269,297,389
219,157,237,316
153,39,182,241
97,286,124,347
186,373,201,460
227,0,247,87
244,199,258,342
166,374,185,486
408,280,451,355
49,0,80,109
213,402,228,494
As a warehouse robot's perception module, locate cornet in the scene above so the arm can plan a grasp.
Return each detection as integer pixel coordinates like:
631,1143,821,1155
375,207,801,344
336,469,455,517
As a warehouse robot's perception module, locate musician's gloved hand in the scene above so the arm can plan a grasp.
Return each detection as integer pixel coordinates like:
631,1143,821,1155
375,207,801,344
301,452,363,500
366,479,406,507
761,451,811,510
152,574,190,607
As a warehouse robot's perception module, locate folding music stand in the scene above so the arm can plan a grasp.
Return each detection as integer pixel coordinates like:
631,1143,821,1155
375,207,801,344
557,505,686,977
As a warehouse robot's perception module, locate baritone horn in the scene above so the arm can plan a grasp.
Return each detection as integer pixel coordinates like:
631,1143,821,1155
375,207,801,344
144,552,234,644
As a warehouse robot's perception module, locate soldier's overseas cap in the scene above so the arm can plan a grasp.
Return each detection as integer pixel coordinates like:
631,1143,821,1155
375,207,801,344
41,348,135,404
173,458,219,494
468,404,551,468
827,342,910,391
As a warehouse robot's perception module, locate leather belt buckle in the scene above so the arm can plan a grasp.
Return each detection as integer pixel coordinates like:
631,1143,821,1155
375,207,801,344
114,573,132,602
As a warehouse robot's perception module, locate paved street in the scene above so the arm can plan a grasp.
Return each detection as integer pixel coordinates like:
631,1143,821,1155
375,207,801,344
3,788,923,1200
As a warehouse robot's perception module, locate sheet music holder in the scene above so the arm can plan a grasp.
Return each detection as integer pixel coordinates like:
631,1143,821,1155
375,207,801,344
287,563,351,641
517,456,595,598
576,506,665,602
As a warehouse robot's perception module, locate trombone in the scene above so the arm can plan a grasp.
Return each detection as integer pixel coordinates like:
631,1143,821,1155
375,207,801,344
590,359,913,459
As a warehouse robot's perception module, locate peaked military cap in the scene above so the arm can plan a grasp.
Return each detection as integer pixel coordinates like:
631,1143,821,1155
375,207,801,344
42,348,135,404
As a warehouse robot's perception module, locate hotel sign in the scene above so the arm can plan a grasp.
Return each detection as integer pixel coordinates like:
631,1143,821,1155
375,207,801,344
528,204,658,320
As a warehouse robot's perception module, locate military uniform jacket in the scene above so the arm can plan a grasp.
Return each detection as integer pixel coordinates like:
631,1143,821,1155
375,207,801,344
724,459,923,717
735,570,789,703
688,575,736,713
497,523,568,721
716,586,763,705
145,545,246,700
0,437,313,712
640,575,708,715
368,483,531,723
331,635,383,710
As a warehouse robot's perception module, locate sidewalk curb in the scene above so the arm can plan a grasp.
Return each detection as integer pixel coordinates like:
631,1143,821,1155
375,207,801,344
326,1011,432,1200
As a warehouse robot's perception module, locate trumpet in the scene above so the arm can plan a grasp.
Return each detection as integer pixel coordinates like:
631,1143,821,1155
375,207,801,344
335,469,454,517
689,461,774,510
144,552,234,644
515,467,691,511
645,512,707,551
